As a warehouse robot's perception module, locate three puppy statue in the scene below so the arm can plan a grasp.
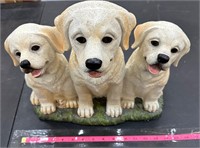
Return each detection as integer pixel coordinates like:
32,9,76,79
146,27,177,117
4,1,190,119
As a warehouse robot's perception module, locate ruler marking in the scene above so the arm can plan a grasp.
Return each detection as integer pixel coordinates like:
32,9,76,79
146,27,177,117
21,133,200,143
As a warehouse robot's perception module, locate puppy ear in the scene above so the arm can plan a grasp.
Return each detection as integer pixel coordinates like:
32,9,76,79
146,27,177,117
173,34,191,67
116,11,137,50
40,27,65,54
131,23,159,49
54,12,72,51
4,39,20,66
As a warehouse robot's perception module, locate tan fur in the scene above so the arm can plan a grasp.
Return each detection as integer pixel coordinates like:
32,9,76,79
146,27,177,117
4,23,77,114
122,21,190,112
55,1,136,118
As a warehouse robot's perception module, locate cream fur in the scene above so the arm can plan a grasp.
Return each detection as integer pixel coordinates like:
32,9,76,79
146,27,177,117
55,1,136,118
4,23,78,114
122,21,190,112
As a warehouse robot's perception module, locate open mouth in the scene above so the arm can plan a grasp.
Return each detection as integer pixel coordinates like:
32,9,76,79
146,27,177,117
88,70,102,78
147,64,163,75
31,69,43,78
23,68,43,78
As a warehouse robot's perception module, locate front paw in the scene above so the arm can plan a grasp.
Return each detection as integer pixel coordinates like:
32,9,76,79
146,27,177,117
143,100,159,112
66,100,78,108
30,92,40,105
77,105,94,118
106,105,122,117
40,103,56,114
121,99,134,109
56,98,78,108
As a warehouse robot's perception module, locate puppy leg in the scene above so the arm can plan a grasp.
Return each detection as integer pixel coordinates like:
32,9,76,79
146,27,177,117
64,86,78,108
143,90,163,112
56,79,78,108
33,88,56,114
121,78,135,109
106,83,123,117
75,85,94,118
30,91,40,105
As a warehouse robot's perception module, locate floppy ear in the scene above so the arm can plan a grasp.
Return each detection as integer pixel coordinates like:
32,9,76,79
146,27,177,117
116,11,137,50
131,23,159,49
4,39,20,66
173,34,191,67
40,27,65,54
54,12,72,51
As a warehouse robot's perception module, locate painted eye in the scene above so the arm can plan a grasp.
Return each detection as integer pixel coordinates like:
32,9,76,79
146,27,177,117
171,48,178,53
76,37,86,44
15,51,21,57
31,45,40,51
102,36,113,43
151,40,159,46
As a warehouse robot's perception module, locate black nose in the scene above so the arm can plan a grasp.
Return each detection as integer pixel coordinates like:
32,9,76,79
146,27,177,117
85,58,102,71
157,54,169,64
20,60,31,69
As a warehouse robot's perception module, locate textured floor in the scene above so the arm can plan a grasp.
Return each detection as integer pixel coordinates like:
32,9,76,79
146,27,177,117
1,1,199,147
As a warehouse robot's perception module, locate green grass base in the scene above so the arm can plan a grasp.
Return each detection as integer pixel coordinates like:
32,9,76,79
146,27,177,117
33,96,163,125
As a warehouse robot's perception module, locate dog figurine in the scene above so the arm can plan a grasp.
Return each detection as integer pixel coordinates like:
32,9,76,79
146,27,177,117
4,23,78,114
122,21,190,112
55,1,136,118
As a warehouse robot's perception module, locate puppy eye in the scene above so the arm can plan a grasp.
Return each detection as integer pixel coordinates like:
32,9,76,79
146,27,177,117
31,45,40,51
15,51,21,57
102,36,113,43
171,48,178,53
151,40,159,46
76,37,86,44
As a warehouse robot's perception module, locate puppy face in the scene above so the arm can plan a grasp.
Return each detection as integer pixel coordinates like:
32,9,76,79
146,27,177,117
4,23,64,78
69,13,122,78
132,21,190,75
55,1,136,79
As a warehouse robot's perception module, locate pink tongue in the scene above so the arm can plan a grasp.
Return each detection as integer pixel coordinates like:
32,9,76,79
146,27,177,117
89,71,102,78
148,65,160,75
31,70,42,78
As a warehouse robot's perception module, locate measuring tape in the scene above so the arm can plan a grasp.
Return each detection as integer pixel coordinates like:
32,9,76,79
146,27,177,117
21,133,200,143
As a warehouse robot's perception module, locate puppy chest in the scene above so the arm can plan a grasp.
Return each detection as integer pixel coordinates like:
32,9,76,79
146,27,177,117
131,77,164,97
87,83,109,97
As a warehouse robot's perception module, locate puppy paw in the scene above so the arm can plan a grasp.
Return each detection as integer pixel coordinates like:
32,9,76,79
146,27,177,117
30,92,40,105
66,100,78,108
106,105,122,118
56,98,78,109
31,97,40,106
77,106,94,118
40,103,56,114
143,100,159,112
121,99,134,109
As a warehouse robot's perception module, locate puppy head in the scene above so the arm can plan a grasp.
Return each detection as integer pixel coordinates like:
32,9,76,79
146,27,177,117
132,21,190,74
55,1,136,78
4,23,64,77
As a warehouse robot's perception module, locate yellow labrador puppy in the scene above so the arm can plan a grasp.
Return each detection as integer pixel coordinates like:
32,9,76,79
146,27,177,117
55,1,136,118
4,23,77,114
122,21,190,112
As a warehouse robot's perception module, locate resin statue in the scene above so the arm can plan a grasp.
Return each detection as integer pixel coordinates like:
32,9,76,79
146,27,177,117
122,21,191,112
4,1,191,125
54,1,136,118
4,23,78,114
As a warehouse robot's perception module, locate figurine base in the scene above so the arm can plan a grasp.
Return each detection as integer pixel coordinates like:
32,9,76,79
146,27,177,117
33,96,163,125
